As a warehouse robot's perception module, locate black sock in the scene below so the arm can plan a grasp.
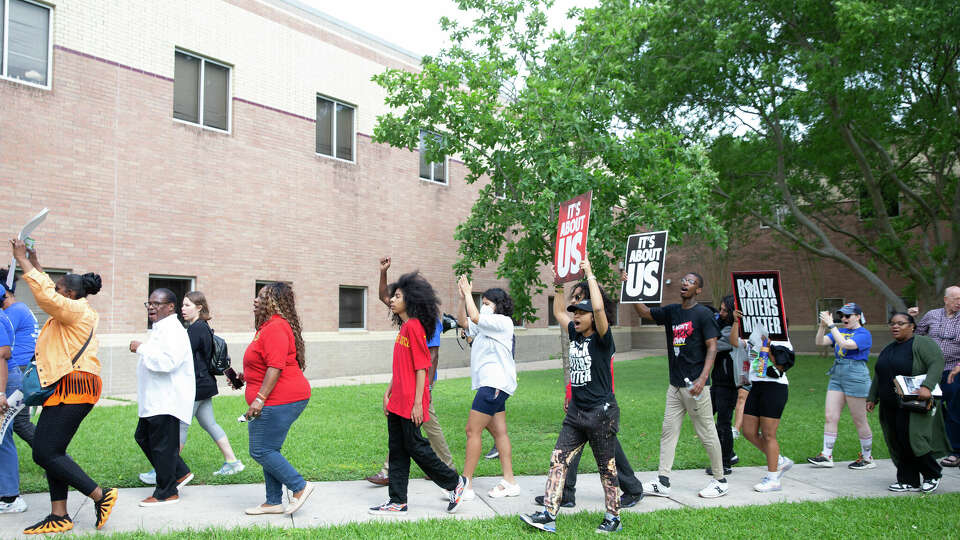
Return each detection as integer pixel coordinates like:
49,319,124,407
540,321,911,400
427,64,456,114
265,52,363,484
658,475,671,487
0,496,16,503
718,477,728,483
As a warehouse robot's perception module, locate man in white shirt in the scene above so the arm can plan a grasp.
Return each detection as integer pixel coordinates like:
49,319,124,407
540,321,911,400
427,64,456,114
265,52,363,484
129,288,195,506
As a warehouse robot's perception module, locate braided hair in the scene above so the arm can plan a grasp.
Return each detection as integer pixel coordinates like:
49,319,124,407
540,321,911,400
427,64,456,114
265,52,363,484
387,271,440,338
257,282,306,369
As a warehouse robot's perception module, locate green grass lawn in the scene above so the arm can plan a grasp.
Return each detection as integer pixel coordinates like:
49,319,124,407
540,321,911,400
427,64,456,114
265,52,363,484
15,354,886,494
82,494,960,539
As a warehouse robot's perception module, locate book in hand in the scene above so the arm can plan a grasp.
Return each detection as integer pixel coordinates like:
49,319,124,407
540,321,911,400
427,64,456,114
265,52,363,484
894,374,943,399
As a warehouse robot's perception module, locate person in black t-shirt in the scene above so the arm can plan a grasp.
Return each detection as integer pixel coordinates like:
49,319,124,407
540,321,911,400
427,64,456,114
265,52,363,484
631,272,729,499
521,259,624,535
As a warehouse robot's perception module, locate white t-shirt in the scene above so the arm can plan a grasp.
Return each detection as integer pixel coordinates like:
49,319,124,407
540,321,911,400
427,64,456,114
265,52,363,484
467,313,518,395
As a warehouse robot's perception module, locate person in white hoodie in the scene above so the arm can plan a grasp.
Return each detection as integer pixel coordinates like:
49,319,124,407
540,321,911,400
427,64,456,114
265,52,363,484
129,288,195,507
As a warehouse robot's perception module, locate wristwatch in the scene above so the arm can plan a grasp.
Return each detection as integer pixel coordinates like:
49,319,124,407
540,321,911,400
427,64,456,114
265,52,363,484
827,324,837,329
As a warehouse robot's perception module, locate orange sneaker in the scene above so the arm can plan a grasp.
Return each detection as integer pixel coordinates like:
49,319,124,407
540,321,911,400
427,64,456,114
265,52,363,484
95,487,119,529
24,514,74,535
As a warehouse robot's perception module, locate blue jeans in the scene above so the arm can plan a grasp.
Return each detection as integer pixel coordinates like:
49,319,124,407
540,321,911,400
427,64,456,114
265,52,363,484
248,399,308,505
940,371,960,456
1,367,23,497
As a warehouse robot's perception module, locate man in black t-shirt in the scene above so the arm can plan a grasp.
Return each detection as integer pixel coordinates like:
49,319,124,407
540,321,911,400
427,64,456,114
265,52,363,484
631,272,729,499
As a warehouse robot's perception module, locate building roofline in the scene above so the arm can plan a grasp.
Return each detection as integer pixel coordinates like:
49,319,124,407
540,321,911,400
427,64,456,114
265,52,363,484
264,0,425,67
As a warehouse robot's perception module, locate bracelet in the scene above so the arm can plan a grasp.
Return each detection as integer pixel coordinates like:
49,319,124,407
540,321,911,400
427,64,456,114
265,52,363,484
587,275,597,281
828,324,837,329
254,397,264,405
256,392,267,401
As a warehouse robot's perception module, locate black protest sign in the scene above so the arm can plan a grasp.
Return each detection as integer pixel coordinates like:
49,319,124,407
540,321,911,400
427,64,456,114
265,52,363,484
732,270,788,341
620,231,668,303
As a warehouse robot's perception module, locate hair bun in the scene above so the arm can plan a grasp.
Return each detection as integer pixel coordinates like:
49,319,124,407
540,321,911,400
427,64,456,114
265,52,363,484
81,273,102,296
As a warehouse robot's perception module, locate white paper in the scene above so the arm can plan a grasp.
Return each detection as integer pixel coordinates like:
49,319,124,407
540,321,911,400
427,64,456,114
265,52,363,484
6,208,49,290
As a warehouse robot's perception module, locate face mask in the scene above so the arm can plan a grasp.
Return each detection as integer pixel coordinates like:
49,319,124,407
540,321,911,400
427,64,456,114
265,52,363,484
480,304,494,316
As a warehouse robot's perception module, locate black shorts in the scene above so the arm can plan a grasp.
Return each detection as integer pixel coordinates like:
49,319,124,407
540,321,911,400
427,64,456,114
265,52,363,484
471,386,510,415
743,381,789,419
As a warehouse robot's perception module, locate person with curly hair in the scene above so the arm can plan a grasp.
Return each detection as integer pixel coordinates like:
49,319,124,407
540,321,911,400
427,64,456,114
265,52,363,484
455,276,519,501
242,282,313,516
11,239,118,534
369,271,466,516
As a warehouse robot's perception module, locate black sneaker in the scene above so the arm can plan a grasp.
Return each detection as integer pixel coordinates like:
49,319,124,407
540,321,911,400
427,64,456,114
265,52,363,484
620,490,642,508
596,512,622,534
446,475,466,513
730,454,740,465
23,514,74,534
485,445,499,459
520,510,556,533
534,495,575,508
705,466,733,476
921,477,941,493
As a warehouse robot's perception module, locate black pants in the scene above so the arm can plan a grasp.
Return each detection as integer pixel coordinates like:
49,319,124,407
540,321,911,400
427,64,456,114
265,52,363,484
545,399,620,515
32,404,98,501
386,412,459,504
880,401,942,487
711,385,737,465
563,437,642,501
13,366,36,446
135,415,191,500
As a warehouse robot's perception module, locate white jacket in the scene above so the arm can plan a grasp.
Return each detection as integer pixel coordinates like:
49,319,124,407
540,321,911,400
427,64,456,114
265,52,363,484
136,313,195,423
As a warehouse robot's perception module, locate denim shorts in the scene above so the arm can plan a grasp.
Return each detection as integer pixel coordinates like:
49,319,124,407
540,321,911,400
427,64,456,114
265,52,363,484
471,386,510,415
827,361,872,398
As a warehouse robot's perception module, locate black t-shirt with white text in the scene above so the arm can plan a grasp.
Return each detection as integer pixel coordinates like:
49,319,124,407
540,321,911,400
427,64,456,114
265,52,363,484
567,321,616,410
650,303,720,388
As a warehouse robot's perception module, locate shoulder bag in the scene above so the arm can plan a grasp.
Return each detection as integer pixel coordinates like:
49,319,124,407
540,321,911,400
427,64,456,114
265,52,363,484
21,331,93,406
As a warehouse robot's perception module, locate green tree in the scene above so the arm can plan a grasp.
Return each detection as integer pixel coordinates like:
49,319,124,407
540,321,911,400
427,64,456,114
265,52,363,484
612,0,960,310
372,0,725,322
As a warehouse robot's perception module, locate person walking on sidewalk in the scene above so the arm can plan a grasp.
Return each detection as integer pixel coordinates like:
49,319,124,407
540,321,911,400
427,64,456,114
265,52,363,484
730,310,795,492
0,309,26,514
521,259,624,534
181,292,244,476
908,286,960,468
12,240,117,534
131,288,195,507
532,278,644,510
369,271,466,516
708,295,740,476
0,269,39,447
243,282,314,516
867,312,950,493
365,257,455,486
631,272,728,499
455,275,519,501
808,303,875,469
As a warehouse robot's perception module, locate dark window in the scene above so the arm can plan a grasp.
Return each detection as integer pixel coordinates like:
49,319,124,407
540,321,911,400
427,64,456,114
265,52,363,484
339,287,366,329
858,183,900,220
547,296,558,326
148,275,194,329
173,50,230,131
419,130,446,183
816,298,845,325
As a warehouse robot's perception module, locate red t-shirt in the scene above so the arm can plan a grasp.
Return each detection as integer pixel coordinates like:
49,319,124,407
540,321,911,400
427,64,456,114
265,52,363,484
243,315,311,406
387,318,432,422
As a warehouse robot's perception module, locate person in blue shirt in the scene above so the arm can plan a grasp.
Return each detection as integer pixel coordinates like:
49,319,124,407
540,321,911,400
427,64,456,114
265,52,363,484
1,271,39,446
0,306,27,513
808,302,874,470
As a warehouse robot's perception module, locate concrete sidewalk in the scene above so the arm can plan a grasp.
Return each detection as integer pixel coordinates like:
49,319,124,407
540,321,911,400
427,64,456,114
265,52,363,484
2,460,957,538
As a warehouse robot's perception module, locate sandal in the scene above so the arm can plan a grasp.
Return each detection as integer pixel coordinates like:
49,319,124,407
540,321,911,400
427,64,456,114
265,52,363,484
487,479,521,498
939,455,960,467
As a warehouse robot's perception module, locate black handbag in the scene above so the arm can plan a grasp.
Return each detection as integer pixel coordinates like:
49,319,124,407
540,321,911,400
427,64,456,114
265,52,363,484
894,381,934,413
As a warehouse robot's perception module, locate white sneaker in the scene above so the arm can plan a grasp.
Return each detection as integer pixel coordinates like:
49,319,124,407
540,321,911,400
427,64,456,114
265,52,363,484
139,470,157,485
777,456,794,478
698,479,729,498
754,476,782,492
0,496,27,513
213,460,245,476
488,479,520,498
461,487,476,501
643,480,671,497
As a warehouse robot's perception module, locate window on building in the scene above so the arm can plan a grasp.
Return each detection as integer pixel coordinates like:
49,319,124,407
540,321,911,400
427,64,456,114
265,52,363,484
759,205,788,229
419,130,447,184
148,275,195,328
816,297,845,325
14,267,68,325
858,183,900,220
0,0,52,87
471,292,483,311
316,96,355,161
173,49,230,131
547,296,558,326
609,301,619,326
339,286,366,330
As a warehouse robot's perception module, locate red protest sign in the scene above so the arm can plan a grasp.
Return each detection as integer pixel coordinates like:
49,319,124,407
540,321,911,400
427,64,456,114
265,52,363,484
554,191,592,283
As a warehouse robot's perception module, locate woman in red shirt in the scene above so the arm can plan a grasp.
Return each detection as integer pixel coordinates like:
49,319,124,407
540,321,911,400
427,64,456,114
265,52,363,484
242,282,313,516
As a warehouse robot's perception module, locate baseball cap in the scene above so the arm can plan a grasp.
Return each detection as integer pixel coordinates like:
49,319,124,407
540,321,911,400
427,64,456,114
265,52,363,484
566,300,594,313
836,302,862,315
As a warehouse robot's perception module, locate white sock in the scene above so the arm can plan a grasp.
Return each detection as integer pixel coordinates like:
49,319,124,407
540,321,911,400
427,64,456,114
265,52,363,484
860,437,873,460
822,432,837,457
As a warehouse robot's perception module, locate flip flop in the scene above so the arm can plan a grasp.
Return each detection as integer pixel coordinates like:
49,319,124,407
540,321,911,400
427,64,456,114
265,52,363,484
939,455,960,467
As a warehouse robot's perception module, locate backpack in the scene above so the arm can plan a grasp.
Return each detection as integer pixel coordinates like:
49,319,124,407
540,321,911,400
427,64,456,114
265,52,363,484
207,329,231,375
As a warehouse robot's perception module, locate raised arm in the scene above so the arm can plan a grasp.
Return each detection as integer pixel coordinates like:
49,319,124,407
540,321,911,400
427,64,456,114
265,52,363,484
622,270,655,321
552,283,572,328
582,259,608,337
729,309,742,348
378,257,391,306
458,275,480,325
815,311,833,346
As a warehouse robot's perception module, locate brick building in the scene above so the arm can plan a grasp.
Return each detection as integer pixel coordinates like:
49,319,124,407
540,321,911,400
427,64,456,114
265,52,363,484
1,0,899,394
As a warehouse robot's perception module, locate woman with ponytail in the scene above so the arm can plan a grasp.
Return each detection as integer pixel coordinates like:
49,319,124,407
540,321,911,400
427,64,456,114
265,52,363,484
242,282,313,516
11,239,118,534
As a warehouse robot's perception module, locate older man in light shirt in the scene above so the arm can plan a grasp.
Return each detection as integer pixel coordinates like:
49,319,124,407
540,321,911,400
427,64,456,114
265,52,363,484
910,286,960,466
130,288,195,506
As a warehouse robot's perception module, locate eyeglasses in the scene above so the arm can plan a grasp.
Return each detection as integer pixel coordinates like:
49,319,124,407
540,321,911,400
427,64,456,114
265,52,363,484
888,321,911,327
840,314,854,319
144,301,171,309
680,278,698,286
